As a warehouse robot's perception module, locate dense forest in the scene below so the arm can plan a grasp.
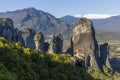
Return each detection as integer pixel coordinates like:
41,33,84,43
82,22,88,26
0,36,93,80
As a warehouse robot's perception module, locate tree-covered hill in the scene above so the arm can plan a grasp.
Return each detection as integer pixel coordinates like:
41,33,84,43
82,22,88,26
0,36,93,80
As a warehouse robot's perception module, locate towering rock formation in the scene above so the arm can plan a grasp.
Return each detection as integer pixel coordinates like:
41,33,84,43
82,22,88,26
66,37,73,55
21,28,35,49
100,43,112,71
0,18,47,52
12,28,25,46
0,18,14,41
72,18,101,70
48,34,63,54
34,32,44,52
0,18,25,46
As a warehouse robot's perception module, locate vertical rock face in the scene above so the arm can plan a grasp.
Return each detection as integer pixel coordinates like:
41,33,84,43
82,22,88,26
66,37,73,55
0,18,14,29
0,18,25,46
21,28,35,49
44,42,50,52
34,32,44,52
12,29,25,46
48,34,63,54
72,18,101,70
0,18,14,41
100,43,112,70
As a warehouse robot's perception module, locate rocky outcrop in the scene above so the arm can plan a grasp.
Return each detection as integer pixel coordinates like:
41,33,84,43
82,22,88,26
66,37,73,55
0,18,25,46
100,43,112,71
21,28,35,49
48,34,63,54
34,32,44,52
72,18,101,71
12,28,25,46
44,42,50,52
0,18,14,41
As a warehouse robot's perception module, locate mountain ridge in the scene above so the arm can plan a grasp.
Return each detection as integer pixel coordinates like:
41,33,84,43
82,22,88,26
0,7,71,36
60,15,120,32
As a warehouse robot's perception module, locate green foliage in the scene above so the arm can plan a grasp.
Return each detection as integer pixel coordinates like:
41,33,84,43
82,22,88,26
0,63,17,80
0,36,83,80
87,66,120,80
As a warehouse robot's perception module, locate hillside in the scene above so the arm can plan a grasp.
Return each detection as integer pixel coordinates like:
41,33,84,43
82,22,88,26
0,36,93,80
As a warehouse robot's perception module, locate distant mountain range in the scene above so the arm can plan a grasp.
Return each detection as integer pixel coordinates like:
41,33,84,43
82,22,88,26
60,15,120,32
92,16,120,32
60,15,78,25
0,7,71,36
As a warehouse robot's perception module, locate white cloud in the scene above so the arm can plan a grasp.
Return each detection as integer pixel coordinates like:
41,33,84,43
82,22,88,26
74,14,117,19
74,14,82,18
83,14,113,19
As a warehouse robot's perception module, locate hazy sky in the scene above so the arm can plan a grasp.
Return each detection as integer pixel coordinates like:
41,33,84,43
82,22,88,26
0,0,120,18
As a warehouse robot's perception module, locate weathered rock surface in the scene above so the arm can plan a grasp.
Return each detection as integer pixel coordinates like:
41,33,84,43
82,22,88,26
0,18,25,46
12,28,25,46
44,42,50,52
21,28,35,49
0,18,47,52
0,18,14,41
66,37,73,55
34,32,44,52
48,34,63,54
100,43,113,70
72,18,101,70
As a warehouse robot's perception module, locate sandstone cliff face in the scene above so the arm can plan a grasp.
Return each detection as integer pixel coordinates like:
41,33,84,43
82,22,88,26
34,32,44,52
100,43,112,71
48,34,63,54
72,18,101,70
21,28,35,49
